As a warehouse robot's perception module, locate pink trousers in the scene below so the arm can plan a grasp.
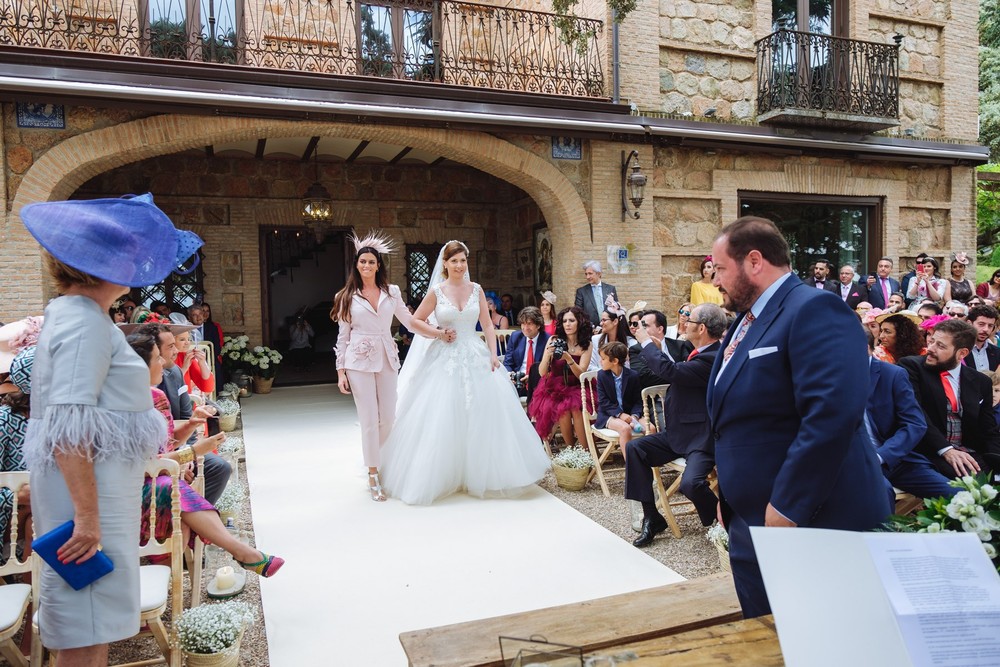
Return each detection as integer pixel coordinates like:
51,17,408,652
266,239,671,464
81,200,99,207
346,367,398,468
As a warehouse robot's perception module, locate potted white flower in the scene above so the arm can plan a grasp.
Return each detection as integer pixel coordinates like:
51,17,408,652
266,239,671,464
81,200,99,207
174,600,256,667
550,446,593,491
706,523,730,572
242,344,283,394
216,398,241,433
217,434,244,486
214,479,246,526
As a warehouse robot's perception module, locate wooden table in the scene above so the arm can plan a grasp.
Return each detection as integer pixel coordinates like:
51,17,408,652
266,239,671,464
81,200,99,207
400,572,776,667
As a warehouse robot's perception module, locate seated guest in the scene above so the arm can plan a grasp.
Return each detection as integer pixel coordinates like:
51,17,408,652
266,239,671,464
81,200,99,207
594,342,643,447
887,292,906,312
128,333,283,577
138,323,231,505
944,301,969,320
899,319,1000,478
529,306,592,447
499,294,516,327
0,347,35,559
861,308,885,341
990,371,1000,424
919,314,951,347
976,269,1000,302
486,295,509,330
626,304,725,547
967,305,1000,372
175,328,215,400
874,312,924,364
864,329,955,499
588,298,636,371
628,310,693,391
666,303,693,340
539,291,558,336
503,307,549,400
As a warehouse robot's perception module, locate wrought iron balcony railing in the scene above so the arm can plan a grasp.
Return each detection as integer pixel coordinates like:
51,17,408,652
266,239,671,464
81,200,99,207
755,28,900,132
0,0,605,98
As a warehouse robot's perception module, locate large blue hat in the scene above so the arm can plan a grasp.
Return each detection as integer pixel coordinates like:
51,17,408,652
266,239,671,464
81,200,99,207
20,194,203,287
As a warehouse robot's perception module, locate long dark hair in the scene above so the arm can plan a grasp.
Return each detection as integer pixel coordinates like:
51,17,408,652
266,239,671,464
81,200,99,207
555,306,592,350
598,310,630,348
331,247,389,323
884,314,923,359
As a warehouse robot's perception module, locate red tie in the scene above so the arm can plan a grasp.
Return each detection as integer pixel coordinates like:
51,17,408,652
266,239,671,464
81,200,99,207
940,371,958,413
526,339,534,373
687,348,699,361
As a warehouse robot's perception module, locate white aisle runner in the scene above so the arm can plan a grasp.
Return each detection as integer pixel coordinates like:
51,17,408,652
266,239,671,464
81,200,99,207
241,385,684,666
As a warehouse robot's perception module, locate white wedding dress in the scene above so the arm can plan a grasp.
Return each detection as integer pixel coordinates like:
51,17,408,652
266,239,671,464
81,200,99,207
380,282,551,505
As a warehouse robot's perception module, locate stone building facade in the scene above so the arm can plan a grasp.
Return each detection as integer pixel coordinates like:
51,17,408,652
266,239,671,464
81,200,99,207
0,0,987,345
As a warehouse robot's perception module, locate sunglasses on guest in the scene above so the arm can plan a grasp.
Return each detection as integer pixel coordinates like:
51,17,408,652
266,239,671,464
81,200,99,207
678,309,691,317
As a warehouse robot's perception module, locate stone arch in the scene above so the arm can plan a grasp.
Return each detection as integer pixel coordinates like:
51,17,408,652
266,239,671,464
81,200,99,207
8,115,590,315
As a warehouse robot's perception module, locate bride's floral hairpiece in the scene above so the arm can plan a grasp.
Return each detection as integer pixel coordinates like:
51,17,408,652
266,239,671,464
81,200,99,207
350,230,395,255
604,294,626,317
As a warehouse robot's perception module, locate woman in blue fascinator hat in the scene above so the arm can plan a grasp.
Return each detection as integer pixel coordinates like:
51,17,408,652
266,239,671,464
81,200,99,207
19,194,204,660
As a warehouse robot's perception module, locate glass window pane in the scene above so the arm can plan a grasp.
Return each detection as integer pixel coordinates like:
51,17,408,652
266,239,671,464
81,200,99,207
360,4,394,77
149,0,189,59
200,0,238,63
402,10,433,80
739,200,871,277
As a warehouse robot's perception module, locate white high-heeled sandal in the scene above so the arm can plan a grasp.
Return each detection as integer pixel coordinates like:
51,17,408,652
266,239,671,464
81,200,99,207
368,472,387,502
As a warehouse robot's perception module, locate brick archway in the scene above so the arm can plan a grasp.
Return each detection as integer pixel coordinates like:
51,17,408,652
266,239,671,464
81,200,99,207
7,115,589,317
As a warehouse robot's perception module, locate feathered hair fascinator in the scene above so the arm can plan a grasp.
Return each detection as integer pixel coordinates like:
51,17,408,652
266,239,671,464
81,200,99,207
350,230,395,256
604,294,626,317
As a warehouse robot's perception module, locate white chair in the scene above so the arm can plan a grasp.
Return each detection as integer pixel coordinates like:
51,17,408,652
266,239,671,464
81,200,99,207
184,455,207,608
0,471,33,667
579,370,622,497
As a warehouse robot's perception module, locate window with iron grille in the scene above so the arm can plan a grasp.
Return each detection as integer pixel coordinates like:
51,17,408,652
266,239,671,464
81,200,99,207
135,261,206,311
405,244,438,304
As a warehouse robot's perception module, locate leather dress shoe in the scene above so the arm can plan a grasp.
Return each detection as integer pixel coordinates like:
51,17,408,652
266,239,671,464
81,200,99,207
632,515,668,548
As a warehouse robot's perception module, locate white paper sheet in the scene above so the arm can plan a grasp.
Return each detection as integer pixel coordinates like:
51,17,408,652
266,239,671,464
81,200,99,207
750,527,1000,667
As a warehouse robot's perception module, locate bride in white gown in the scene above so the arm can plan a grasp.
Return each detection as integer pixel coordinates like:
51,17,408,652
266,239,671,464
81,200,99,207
380,240,551,505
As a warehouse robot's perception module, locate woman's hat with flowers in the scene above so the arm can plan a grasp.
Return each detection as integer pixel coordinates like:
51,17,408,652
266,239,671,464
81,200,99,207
0,316,43,374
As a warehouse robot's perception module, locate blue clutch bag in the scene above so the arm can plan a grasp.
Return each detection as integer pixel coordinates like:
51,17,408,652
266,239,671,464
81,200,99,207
34,520,115,591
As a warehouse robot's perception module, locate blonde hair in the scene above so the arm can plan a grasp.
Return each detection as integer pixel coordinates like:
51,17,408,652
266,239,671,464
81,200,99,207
440,241,470,279
43,250,101,293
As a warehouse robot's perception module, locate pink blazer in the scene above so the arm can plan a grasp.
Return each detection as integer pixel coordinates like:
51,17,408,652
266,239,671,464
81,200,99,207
335,285,413,373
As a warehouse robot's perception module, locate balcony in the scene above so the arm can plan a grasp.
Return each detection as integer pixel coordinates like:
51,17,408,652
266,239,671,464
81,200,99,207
755,29,900,133
0,0,605,99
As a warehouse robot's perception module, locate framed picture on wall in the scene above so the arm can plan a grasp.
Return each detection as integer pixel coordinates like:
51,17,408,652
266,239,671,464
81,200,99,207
533,224,552,293
221,251,243,286
222,293,244,328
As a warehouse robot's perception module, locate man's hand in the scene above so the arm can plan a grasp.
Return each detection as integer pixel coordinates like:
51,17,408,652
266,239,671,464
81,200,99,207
943,448,980,477
633,322,650,344
764,503,797,527
867,275,876,288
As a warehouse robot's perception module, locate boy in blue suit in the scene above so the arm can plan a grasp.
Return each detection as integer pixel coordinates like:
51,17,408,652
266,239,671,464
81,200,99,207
595,342,643,446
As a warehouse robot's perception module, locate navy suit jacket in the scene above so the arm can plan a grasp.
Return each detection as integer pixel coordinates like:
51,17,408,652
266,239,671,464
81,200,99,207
866,358,928,470
898,355,1000,461
707,274,890,528
503,330,549,373
595,367,642,429
640,340,720,456
866,275,901,310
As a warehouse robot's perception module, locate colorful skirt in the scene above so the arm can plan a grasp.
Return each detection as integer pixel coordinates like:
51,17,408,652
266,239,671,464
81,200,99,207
140,474,216,547
529,373,583,439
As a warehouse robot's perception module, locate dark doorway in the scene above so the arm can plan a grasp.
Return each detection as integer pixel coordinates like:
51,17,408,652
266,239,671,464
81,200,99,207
261,226,350,386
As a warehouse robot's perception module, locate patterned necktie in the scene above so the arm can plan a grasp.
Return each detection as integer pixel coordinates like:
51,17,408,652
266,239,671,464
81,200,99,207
526,339,534,373
687,348,699,361
723,313,755,362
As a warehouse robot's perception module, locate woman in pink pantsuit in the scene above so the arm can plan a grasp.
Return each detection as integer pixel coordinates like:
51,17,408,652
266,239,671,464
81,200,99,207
332,232,455,501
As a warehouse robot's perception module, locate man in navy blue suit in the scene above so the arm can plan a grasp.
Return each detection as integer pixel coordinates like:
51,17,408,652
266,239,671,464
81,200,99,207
626,303,726,547
708,217,891,619
502,307,549,399
863,329,955,499
865,257,901,310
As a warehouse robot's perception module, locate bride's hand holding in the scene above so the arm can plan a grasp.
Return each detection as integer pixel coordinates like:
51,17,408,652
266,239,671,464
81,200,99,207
490,355,500,371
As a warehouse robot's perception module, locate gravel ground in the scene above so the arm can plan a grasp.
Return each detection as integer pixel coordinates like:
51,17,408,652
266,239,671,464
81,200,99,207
97,436,719,665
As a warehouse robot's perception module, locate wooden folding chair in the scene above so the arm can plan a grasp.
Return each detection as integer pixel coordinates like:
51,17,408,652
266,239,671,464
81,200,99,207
0,472,33,667
579,370,622,497
894,488,924,516
184,455,207,608
495,329,515,356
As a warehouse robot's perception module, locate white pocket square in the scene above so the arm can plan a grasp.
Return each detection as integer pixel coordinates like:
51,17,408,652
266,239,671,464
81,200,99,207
748,346,779,359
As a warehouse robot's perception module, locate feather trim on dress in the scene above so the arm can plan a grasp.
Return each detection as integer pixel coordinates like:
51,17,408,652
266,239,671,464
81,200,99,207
25,405,165,469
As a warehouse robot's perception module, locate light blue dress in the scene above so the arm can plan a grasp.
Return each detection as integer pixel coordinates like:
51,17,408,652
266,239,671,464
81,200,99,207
27,296,164,650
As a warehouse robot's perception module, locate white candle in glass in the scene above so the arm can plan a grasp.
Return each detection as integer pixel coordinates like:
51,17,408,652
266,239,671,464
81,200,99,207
215,566,236,590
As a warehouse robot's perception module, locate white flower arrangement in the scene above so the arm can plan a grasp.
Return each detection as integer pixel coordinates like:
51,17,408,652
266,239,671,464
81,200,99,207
221,382,240,397
217,434,243,456
242,344,283,380
706,523,729,552
216,398,241,417
888,473,1000,570
174,600,256,655
551,446,593,469
214,479,246,515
